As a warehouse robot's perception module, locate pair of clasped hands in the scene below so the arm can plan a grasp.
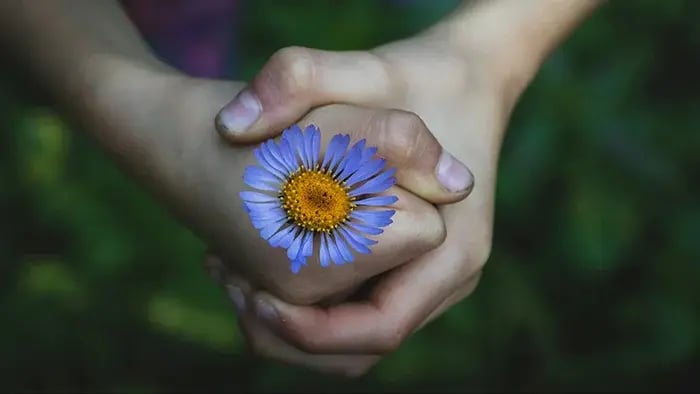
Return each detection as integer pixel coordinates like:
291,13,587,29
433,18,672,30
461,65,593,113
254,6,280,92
190,33,519,376
2,0,600,378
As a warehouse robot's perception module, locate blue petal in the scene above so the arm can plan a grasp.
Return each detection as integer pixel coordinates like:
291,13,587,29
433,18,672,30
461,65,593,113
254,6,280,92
321,134,341,169
351,210,395,227
326,233,345,265
338,227,372,254
348,221,384,236
290,258,306,274
279,132,296,169
292,125,309,169
321,134,349,171
276,138,299,172
303,126,316,169
286,230,305,261
331,234,354,263
268,225,295,247
261,141,293,177
247,204,285,215
247,207,286,222
355,195,398,207
245,181,277,193
349,168,397,197
297,130,310,169
360,146,378,162
354,139,367,153
251,215,286,231
345,158,386,188
246,206,284,222
243,166,280,190
328,134,351,172
244,201,280,212
282,124,302,146
320,233,331,267
267,140,294,173
287,124,303,135
280,226,299,249
240,191,278,203
332,139,361,177
301,230,314,257
335,140,364,180
254,147,286,179
341,225,378,245
306,125,321,168
287,125,307,168
259,218,287,239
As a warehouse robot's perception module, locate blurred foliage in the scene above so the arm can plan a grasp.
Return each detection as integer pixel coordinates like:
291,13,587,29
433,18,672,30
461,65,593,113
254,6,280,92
1,0,699,392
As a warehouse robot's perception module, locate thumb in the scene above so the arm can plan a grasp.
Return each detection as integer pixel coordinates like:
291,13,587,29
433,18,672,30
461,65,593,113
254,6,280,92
215,46,394,143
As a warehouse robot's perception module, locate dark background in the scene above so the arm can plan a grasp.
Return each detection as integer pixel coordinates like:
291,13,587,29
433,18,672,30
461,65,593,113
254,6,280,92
1,0,699,392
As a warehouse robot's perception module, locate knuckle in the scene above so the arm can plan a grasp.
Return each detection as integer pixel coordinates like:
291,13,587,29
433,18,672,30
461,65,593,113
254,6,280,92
377,322,407,353
456,236,493,278
288,332,325,354
476,241,493,267
423,210,447,248
244,331,269,358
268,46,316,95
433,216,448,246
341,362,376,379
472,231,493,268
382,111,428,166
265,276,326,306
263,265,353,306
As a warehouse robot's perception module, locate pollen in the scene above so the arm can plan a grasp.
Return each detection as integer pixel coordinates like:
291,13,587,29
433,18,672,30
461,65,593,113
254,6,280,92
279,168,354,232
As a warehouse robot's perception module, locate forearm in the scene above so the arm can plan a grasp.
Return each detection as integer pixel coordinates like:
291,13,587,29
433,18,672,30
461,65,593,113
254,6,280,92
0,1,164,99
0,1,184,185
436,0,605,97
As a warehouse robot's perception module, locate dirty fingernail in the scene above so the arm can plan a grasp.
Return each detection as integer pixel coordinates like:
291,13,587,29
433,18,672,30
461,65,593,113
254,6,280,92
216,88,262,135
255,298,279,323
436,150,474,193
226,285,246,313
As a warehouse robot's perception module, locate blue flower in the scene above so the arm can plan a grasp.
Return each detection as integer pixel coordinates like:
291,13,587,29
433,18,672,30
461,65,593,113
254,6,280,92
240,124,398,273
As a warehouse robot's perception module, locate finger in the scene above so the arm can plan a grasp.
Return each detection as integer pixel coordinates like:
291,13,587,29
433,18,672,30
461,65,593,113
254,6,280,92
247,185,446,306
215,46,395,142
221,272,380,377
304,105,475,203
418,271,482,330
202,252,228,285
246,243,460,354
237,308,380,378
215,47,474,202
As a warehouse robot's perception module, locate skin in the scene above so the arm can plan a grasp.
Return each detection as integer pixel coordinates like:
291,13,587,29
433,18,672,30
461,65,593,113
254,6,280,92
0,3,470,318
209,0,606,376
0,0,604,378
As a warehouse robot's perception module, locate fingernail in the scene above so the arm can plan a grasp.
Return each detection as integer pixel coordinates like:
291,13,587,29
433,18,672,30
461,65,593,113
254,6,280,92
254,298,279,323
205,263,226,285
436,150,474,193
226,285,246,313
216,88,262,134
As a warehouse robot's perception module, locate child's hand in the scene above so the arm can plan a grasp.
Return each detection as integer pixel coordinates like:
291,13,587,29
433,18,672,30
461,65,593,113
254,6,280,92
207,23,529,375
99,64,472,305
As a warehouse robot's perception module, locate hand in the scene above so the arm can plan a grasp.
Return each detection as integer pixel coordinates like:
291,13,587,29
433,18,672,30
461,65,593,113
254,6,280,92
92,57,472,307
208,19,534,376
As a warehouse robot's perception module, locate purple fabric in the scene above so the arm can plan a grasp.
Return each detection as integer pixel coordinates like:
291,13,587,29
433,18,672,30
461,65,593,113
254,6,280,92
122,0,240,78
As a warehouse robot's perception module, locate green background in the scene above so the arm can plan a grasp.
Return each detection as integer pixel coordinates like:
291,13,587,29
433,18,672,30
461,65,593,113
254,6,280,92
1,0,699,392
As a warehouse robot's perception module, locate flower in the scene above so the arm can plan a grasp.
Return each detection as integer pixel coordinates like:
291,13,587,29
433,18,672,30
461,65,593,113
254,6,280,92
240,124,398,273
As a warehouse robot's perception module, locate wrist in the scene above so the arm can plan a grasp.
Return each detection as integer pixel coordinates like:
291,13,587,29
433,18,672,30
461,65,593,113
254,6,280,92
431,0,605,104
85,54,188,183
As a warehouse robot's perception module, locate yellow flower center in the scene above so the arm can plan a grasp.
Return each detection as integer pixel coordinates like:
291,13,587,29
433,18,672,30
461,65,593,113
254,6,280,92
279,168,354,232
